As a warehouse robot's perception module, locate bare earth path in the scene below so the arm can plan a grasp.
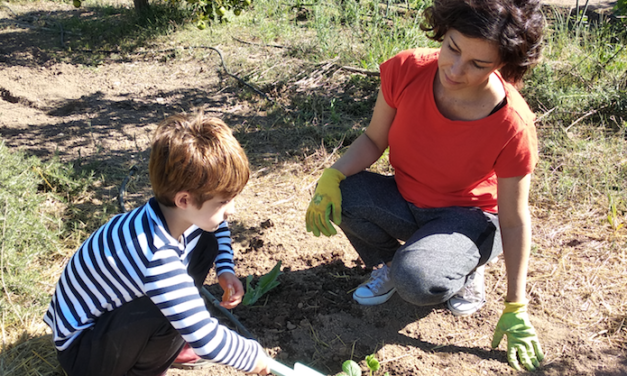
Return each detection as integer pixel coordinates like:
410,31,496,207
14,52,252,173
1,1,626,376
543,0,616,10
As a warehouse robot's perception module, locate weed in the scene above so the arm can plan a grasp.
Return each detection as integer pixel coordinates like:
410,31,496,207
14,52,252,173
340,354,389,376
242,260,282,306
607,195,624,234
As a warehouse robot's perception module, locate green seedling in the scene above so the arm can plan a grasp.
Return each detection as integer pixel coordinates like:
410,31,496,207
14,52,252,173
365,355,380,375
341,360,361,376
607,198,624,234
242,260,282,306
340,355,388,376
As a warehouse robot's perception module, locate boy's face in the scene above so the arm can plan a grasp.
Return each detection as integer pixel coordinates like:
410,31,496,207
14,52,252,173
186,195,236,232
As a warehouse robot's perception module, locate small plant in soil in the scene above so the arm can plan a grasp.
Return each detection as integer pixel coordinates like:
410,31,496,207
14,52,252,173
242,260,282,306
341,355,389,376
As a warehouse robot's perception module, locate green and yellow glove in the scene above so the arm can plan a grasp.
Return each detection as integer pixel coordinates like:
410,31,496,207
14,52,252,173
305,168,346,237
492,301,545,371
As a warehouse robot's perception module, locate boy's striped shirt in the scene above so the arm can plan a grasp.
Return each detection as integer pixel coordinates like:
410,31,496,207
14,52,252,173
44,198,263,372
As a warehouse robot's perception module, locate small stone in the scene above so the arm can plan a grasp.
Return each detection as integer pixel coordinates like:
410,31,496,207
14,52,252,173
261,219,274,229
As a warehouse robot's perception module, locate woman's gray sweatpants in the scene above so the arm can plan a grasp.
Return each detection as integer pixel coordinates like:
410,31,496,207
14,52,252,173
339,171,502,306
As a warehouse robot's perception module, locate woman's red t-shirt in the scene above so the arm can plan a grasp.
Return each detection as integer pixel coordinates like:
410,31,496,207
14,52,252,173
380,49,538,213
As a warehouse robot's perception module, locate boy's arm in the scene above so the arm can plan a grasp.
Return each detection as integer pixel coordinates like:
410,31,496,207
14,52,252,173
143,219,262,372
214,221,245,308
214,221,236,276
144,251,264,373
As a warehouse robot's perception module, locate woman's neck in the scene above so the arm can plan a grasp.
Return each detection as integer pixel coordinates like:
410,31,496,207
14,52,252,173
433,71,506,121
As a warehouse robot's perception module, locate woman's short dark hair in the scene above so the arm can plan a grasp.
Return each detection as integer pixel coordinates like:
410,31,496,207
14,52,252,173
421,0,544,86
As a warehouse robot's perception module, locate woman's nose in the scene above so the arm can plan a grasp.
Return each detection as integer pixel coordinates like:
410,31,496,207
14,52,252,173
450,58,464,77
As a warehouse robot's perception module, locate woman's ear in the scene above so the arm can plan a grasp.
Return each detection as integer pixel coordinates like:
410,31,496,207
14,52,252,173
173,191,192,210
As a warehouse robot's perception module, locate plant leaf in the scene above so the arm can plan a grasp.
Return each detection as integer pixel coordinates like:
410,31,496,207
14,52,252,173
258,261,282,290
365,355,380,372
342,360,361,376
242,274,255,305
242,261,282,306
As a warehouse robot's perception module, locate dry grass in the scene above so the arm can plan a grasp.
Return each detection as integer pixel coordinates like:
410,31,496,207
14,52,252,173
0,336,62,376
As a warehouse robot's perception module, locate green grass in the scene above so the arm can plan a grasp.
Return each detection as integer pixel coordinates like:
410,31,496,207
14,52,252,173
532,124,627,210
0,143,95,345
522,8,627,128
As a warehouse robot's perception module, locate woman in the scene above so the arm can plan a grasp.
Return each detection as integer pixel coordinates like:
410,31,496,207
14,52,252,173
305,0,544,371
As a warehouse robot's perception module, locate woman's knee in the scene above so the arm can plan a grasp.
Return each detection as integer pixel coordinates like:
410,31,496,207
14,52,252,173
390,245,465,306
390,261,457,306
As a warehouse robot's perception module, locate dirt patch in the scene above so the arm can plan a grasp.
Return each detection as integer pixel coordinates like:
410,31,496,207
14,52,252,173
1,2,626,376
542,0,616,11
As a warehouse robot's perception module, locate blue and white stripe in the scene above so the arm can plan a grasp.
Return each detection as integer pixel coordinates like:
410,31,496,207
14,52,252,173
44,198,263,372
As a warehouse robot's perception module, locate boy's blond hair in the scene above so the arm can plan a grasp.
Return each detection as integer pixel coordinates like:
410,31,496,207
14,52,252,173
149,111,250,208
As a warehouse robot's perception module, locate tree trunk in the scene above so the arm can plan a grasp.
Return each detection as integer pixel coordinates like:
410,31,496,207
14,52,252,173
133,0,150,13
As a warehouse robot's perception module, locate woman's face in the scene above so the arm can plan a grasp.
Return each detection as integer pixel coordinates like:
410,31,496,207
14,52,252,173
437,29,503,92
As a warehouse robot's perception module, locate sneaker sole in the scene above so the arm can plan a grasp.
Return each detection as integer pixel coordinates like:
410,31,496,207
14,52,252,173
170,360,212,370
446,299,486,316
353,288,397,306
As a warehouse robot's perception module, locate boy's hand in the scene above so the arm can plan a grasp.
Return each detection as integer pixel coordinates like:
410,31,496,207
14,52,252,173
246,357,270,375
305,168,346,237
218,272,244,309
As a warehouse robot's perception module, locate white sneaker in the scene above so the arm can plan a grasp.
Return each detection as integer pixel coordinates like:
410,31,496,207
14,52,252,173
353,264,396,306
447,266,486,316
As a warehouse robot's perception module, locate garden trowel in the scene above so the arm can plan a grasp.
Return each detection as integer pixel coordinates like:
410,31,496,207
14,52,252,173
267,358,326,376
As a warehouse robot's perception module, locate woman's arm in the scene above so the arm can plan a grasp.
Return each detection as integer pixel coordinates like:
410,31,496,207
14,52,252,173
496,174,532,303
331,89,397,176
493,174,544,371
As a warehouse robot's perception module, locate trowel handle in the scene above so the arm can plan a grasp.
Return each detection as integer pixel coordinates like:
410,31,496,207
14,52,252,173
266,358,296,376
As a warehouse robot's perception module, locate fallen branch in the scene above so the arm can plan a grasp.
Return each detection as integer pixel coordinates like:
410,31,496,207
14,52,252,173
191,45,273,102
65,45,272,102
337,65,380,76
232,36,288,49
534,107,556,123
564,108,598,132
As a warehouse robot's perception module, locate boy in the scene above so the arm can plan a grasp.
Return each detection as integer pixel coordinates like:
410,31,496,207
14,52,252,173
44,112,271,375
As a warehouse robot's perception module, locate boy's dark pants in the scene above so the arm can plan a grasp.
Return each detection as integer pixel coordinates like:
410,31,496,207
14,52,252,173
57,232,218,376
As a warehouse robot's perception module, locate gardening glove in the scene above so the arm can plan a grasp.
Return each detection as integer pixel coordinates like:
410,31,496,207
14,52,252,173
492,301,545,371
306,168,345,237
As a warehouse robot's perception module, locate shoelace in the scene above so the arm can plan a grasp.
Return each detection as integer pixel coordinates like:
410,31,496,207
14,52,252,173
455,272,483,302
366,266,390,291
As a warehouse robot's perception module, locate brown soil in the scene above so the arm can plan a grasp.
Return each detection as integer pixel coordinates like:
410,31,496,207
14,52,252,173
542,0,616,11
1,1,626,376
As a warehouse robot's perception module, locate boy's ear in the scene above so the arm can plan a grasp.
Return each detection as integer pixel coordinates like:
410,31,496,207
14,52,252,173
173,192,192,210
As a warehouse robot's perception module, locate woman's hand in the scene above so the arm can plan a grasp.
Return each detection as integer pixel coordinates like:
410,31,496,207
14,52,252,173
492,301,544,371
496,175,544,370
306,168,346,237
217,272,244,309
305,90,396,238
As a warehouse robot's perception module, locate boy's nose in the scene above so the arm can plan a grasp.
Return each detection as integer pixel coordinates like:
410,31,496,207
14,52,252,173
224,200,235,218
